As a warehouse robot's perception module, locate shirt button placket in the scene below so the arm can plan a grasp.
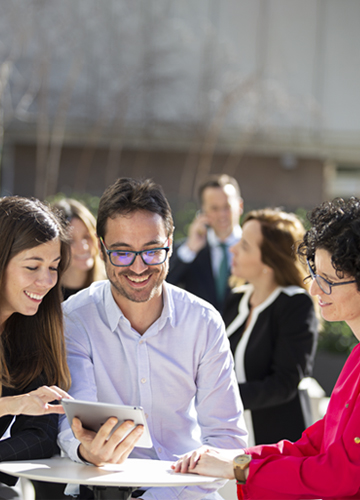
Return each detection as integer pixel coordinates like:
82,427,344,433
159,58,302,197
138,339,151,410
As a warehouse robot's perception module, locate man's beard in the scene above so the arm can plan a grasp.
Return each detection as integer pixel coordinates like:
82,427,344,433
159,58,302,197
107,264,168,303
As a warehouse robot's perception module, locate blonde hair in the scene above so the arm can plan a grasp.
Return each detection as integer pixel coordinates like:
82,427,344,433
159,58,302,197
53,198,105,287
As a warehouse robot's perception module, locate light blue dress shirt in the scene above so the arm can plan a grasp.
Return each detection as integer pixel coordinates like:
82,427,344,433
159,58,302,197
58,280,247,500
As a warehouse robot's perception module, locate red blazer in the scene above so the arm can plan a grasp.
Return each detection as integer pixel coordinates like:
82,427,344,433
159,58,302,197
238,342,360,499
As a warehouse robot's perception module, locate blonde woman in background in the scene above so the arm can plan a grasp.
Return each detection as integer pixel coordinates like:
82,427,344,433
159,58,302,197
53,198,105,300
223,208,318,446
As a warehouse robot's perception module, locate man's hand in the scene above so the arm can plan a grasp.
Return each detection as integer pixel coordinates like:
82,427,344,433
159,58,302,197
186,213,210,253
72,417,144,466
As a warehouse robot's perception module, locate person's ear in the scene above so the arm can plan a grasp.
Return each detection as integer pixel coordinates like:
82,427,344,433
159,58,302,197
168,234,174,258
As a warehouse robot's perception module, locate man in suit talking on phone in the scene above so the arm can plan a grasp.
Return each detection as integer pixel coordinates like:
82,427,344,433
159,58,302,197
167,174,243,312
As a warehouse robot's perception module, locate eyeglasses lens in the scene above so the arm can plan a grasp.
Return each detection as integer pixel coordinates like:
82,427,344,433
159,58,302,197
142,249,167,265
315,275,331,295
110,249,167,266
110,252,134,266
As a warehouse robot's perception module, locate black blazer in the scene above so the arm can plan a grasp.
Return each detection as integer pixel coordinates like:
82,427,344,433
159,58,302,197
224,285,318,445
167,241,230,312
0,375,59,486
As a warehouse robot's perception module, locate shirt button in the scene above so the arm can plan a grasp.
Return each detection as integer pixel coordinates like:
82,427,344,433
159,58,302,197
141,378,147,384
345,404,349,408
158,447,162,453
145,413,149,419
354,437,360,444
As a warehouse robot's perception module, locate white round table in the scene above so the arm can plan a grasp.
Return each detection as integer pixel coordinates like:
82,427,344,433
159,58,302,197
0,456,222,499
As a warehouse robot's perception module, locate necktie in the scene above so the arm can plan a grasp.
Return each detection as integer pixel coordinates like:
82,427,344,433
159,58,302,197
216,243,228,305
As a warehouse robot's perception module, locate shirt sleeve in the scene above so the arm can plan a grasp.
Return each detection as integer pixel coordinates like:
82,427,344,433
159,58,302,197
195,313,248,450
176,243,197,263
140,314,248,500
242,396,360,499
58,312,97,463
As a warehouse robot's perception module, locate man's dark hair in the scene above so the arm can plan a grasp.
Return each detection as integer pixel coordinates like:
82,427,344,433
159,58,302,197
97,177,174,239
198,174,241,204
298,197,360,289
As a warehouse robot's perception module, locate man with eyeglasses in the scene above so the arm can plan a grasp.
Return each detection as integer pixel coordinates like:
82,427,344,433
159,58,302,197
58,177,247,500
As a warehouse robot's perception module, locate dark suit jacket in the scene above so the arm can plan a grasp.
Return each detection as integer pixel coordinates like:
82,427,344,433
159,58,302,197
224,285,318,445
0,375,59,486
167,241,230,312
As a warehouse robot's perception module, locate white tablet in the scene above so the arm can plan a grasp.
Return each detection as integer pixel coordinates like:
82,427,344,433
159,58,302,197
62,399,153,449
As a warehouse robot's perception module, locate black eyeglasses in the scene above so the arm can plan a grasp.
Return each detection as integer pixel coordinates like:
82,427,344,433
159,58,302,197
305,259,356,295
100,237,170,267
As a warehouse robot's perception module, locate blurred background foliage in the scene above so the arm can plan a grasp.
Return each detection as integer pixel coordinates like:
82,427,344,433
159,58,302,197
47,192,100,216
318,321,357,355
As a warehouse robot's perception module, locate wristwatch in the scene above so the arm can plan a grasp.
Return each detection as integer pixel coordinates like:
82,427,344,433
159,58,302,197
233,454,252,484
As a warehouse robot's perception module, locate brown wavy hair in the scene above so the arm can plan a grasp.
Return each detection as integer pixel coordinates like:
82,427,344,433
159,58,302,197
0,196,71,394
232,208,308,289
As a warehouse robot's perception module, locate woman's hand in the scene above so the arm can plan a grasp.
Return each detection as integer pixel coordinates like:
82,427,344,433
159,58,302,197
172,447,239,479
171,445,212,474
0,385,72,417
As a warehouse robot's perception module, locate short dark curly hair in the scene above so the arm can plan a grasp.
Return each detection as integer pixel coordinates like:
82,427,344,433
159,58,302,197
298,197,360,290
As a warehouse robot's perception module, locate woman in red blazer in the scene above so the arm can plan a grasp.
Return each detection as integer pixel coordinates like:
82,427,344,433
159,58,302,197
173,197,360,500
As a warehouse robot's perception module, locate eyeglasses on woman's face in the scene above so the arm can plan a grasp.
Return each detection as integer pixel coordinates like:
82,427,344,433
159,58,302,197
100,237,170,267
305,259,357,295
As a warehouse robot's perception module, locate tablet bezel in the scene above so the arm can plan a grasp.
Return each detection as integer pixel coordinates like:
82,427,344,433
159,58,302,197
61,399,153,449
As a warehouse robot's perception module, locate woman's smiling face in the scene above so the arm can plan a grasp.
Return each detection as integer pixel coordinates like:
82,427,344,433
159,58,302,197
68,217,95,272
310,248,360,339
0,239,61,328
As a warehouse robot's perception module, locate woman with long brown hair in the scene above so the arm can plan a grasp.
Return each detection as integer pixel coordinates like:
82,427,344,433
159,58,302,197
223,208,318,446
0,196,71,497
52,198,105,300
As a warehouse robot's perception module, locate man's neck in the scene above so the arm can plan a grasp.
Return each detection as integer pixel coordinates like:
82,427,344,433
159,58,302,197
113,290,164,335
212,227,234,243
214,226,236,243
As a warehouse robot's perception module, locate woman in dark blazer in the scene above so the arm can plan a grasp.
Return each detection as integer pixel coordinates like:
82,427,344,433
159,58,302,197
223,208,318,445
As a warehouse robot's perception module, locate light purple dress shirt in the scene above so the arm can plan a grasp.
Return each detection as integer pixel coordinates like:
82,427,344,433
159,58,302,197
58,280,247,500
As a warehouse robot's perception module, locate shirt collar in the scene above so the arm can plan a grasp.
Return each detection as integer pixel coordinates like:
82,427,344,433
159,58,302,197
104,280,174,333
207,225,242,247
104,281,124,332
